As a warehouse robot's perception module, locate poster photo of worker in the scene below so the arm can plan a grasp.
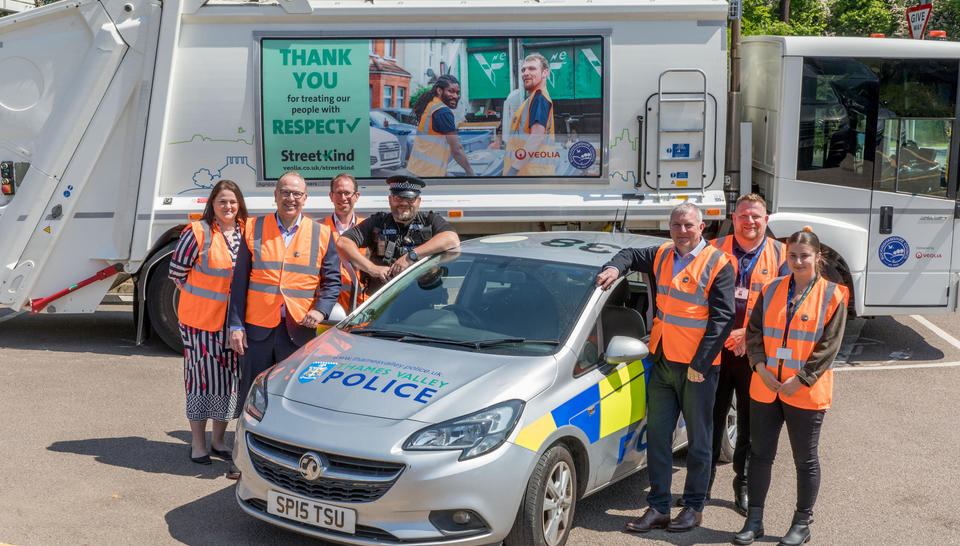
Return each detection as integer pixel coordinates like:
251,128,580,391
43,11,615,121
259,36,604,182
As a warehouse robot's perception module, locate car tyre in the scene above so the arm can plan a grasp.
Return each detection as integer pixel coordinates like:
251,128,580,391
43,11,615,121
718,393,737,463
147,254,183,353
504,443,577,546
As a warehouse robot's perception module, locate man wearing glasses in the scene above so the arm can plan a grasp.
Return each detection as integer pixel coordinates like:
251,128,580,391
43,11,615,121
228,171,341,404
323,173,366,311
337,174,459,296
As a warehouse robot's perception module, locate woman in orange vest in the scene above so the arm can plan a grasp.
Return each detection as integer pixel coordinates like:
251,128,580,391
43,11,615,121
168,179,248,467
734,230,847,546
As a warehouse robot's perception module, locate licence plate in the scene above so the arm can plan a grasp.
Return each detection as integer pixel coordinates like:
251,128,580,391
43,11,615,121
382,151,399,160
267,490,357,534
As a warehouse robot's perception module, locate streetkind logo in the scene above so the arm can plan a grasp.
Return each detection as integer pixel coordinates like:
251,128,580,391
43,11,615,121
514,148,561,161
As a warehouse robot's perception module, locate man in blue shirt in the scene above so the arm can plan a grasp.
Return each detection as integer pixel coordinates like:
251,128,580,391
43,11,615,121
408,75,474,177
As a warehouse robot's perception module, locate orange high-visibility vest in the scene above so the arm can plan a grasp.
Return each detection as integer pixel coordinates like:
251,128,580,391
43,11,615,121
178,220,235,331
244,215,333,328
408,97,453,177
649,242,730,366
323,214,367,311
504,88,556,176
710,235,786,325
752,275,845,410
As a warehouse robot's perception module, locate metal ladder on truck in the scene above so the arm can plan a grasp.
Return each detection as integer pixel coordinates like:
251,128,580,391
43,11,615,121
649,69,708,197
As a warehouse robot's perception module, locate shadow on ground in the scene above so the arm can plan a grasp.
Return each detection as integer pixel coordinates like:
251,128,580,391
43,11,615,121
0,308,175,356
845,316,945,364
47,431,234,479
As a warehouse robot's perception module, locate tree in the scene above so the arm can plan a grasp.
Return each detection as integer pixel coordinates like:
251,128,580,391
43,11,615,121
927,0,960,40
827,0,901,37
742,0,828,35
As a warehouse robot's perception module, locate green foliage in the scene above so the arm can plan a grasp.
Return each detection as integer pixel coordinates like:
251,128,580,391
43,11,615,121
742,0,828,36
827,0,900,37
928,0,960,40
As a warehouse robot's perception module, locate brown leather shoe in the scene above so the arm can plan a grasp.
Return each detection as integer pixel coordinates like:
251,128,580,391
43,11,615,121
625,507,670,533
667,506,702,532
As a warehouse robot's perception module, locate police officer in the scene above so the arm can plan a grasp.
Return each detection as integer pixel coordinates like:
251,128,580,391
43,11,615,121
336,175,459,295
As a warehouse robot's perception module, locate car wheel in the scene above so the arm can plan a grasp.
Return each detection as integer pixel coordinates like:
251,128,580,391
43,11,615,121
504,444,577,546
718,393,737,463
146,254,183,353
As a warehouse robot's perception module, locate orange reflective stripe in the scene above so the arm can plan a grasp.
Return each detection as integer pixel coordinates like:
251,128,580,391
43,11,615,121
752,276,844,409
649,242,729,366
504,88,556,176
408,97,453,177
178,220,235,331
324,215,367,312
710,235,786,324
244,217,332,328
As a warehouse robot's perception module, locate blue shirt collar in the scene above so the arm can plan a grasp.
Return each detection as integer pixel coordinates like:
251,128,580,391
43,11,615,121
275,212,303,235
673,237,707,259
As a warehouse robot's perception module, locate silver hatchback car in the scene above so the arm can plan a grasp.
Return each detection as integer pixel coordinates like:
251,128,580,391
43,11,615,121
234,231,725,545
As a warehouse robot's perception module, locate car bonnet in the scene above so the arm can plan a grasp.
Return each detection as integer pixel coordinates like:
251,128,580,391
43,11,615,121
265,328,558,422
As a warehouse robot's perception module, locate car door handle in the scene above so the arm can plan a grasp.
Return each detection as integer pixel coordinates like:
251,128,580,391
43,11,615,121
879,206,893,234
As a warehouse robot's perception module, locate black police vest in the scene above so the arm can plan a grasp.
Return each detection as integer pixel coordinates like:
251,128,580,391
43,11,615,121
372,213,434,265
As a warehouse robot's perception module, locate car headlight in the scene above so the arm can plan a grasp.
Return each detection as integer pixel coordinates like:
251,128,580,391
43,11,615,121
245,368,270,421
403,400,524,461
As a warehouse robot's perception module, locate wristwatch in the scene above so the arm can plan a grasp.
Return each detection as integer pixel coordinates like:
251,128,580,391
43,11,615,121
407,250,419,262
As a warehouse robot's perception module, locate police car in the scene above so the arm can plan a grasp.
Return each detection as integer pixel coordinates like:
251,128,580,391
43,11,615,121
234,232,729,545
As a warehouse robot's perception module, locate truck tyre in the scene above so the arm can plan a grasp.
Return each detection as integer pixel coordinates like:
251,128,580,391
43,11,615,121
718,393,738,463
504,443,577,546
147,254,183,353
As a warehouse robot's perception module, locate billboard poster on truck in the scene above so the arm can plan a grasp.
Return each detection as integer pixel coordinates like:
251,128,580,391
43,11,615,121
258,36,604,183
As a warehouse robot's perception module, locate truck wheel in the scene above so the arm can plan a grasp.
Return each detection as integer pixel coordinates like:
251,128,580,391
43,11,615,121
147,254,183,353
718,393,738,463
504,444,577,546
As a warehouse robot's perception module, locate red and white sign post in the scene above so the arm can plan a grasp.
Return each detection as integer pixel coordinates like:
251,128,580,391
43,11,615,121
907,4,933,39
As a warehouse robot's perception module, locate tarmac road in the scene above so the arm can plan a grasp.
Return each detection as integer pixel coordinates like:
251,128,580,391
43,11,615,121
0,307,958,545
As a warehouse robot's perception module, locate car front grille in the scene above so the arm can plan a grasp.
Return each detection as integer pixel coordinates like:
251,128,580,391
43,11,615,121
378,141,400,160
246,433,404,503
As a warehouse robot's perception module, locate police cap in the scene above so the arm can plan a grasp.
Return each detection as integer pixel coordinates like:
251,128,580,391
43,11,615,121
387,175,425,199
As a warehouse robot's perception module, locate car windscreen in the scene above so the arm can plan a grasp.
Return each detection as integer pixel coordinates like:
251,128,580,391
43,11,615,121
341,251,597,355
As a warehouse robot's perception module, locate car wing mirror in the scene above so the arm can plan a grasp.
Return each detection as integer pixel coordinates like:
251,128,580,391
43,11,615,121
317,303,347,333
605,335,650,365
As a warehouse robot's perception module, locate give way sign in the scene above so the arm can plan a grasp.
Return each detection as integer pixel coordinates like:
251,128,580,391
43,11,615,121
907,4,933,39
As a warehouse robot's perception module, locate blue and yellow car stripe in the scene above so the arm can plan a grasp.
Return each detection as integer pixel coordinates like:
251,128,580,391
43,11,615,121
514,357,653,452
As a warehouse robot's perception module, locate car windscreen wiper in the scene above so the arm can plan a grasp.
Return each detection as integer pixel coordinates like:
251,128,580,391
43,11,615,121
346,327,414,338
464,338,560,348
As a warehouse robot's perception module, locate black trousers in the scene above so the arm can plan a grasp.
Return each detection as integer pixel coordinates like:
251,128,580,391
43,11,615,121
747,397,825,521
237,324,301,407
711,348,753,480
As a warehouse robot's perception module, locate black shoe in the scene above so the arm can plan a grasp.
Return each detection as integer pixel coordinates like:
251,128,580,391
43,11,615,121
733,476,749,516
777,523,811,546
225,464,241,480
190,454,212,465
732,507,764,545
211,447,232,461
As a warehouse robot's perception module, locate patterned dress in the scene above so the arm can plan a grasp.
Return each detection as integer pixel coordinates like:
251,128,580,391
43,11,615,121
168,223,243,422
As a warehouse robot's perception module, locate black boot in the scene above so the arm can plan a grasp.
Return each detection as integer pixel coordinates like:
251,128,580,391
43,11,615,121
732,507,764,545
732,475,749,516
777,512,812,546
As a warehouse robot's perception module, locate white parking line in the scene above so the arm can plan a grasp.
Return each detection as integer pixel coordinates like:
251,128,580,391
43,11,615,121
909,314,960,351
836,361,960,372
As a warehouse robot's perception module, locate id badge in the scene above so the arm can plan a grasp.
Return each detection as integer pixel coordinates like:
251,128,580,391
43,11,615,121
776,347,792,360
734,286,749,300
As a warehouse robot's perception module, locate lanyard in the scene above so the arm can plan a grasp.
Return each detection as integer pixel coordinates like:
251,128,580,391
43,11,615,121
783,275,817,343
736,237,766,289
